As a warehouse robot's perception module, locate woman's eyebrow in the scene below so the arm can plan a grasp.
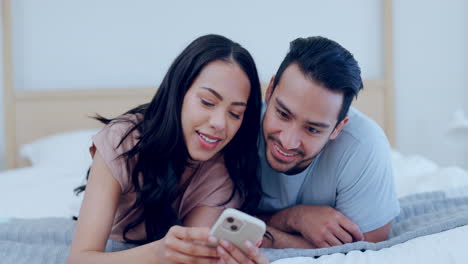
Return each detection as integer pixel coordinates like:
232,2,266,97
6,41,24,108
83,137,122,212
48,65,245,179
200,87,222,100
232,102,247,107
200,87,247,106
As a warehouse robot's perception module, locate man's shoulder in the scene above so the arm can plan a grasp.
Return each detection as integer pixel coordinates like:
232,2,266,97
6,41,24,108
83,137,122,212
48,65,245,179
343,108,387,142
315,108,391,170
331,107,389,151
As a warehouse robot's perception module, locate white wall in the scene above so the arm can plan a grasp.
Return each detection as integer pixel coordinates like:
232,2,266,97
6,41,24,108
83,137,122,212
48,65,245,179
9,0,382,91
1,0,467,170
394,0,468,168
0,3,4,170
0,0,382,169
465,1,468,116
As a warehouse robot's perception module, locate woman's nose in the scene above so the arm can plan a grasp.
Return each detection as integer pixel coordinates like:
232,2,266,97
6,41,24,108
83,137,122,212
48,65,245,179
209,110,226,132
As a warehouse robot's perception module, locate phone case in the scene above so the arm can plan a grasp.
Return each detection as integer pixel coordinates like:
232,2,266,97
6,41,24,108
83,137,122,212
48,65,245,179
210,208,266,253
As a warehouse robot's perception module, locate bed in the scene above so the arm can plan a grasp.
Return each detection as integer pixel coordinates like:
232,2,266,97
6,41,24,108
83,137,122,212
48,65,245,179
2,0,468,263
2,135,468,263
0,129,98,220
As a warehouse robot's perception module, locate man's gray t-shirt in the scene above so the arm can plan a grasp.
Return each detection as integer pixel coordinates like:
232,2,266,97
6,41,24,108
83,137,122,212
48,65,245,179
257,107,400,233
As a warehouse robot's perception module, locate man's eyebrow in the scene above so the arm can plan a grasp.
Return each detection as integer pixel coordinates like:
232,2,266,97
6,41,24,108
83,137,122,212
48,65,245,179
306,121,330,129
276,98,330,129
201,87,247,107
275,98,295,118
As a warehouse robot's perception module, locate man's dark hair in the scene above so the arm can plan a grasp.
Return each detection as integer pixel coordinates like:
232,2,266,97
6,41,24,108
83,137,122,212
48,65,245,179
273,36,363,123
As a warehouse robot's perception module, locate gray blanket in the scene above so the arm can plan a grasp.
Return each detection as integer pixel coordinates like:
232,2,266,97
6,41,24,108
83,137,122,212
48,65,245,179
264,188,468,261
1,189,468,264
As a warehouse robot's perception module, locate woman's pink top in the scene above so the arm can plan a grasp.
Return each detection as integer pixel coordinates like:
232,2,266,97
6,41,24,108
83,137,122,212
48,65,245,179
89,115,241,241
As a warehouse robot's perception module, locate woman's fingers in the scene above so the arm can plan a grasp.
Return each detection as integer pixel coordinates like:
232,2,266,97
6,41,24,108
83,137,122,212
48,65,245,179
170,225,211,241
165,235,218,258
217,240,255,264
165,226,219,258
245,241,262,262
164,227,269,264
218,245,243,264
245,241,269,264
163,248,218,264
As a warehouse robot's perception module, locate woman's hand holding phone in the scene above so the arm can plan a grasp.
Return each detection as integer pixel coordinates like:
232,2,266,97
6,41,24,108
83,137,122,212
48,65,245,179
216,239,269,264
210,208,269,264
155,225,220,264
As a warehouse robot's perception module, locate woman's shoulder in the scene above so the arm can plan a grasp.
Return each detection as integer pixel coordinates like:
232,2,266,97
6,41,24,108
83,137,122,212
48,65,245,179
91,113,143,193
95,114,141,148
103,113,143,136
92,113,143,163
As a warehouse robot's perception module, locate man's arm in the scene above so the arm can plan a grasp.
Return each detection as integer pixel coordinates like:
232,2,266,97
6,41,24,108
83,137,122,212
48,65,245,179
261,223,391,251
261,226,313,249
260,205,394,248
363,222,392,242
331,118,400,243
260,205,364,248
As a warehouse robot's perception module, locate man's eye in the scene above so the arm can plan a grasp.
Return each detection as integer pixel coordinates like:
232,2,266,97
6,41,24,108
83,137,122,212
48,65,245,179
276,108,288,119
307,127,320,134
201,99,214,107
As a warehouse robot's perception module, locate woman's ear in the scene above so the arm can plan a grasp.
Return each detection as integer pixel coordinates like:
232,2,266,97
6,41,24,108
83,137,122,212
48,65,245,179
265,75,275,104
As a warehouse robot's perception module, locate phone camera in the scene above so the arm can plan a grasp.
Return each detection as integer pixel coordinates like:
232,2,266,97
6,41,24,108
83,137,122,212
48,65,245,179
226,217,234,223
230,225,238,231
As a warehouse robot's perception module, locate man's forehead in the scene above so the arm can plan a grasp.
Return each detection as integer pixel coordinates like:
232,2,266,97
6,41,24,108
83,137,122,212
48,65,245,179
277,63,314,88
273,71,342,126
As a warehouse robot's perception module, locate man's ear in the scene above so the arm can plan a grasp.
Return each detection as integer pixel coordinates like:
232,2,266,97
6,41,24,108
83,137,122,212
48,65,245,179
329,116,349,140
265,75,275,104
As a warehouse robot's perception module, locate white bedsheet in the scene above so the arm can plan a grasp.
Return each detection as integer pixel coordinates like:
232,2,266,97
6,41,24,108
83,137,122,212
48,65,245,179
271,225,468,264
0,166,84,219
392,150,468,197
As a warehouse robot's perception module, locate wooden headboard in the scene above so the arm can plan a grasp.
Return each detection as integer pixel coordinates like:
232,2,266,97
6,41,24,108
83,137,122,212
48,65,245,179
2,0,395,169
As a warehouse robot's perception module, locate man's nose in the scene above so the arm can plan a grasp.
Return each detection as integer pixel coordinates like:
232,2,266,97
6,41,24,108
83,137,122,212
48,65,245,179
278,128,300,150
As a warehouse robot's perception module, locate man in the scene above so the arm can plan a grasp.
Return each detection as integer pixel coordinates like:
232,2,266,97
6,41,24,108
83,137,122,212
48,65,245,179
257,36,400,248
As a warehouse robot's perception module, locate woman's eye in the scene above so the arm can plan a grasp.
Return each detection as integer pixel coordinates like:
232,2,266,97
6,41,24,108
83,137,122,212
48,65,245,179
201,99,214,107
229,112,241,119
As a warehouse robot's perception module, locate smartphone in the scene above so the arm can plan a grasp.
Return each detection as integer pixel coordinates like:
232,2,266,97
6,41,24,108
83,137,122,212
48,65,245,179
210,208,266,253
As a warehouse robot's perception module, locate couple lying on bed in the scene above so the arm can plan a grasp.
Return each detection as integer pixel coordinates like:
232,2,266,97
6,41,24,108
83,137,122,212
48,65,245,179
68,34,400,264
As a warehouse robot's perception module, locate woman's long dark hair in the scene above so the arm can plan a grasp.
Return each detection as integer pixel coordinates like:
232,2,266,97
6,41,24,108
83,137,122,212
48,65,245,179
75,34,262,244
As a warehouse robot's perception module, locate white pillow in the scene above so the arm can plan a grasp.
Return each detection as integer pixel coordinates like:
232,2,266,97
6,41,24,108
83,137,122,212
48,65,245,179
19,129,100,173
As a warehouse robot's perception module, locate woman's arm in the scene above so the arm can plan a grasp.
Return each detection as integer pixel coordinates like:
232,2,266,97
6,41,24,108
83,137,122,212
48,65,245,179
183,206,224,227
67,150,156,264
67,151,219,264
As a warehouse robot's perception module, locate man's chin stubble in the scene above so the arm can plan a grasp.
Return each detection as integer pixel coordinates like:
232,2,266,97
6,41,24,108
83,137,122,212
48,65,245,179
264,141,316,174
267,153,314,175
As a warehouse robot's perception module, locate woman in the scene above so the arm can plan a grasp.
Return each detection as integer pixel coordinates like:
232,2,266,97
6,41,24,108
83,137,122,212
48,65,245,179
68,34,268,264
